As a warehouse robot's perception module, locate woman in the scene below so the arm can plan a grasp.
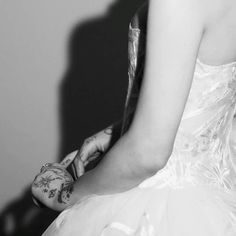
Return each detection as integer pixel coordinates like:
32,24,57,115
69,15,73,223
33,0,236,235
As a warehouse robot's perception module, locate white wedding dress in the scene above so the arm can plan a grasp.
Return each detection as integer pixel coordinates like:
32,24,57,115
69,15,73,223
42,23,236,236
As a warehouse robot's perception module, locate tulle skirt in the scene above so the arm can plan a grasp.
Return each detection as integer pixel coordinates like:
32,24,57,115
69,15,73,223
42,179,236,236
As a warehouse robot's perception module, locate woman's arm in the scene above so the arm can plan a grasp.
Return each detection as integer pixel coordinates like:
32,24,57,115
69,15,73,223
49,0,208,211
71,119,124,177
127,0,207,165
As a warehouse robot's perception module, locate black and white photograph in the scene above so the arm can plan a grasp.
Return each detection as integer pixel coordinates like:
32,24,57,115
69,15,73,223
1,0,236,235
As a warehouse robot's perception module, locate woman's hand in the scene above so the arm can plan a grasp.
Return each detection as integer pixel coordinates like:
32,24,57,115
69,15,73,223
72,125,114,178
31,155,75,211
31,121,121,210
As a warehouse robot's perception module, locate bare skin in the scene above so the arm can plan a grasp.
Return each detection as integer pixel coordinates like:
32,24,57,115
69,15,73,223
32,0,236,211
72,120,122,178
70,108,136,178
132,0,236,66
31,157,76,211
31,120,125,211
197,0,236,65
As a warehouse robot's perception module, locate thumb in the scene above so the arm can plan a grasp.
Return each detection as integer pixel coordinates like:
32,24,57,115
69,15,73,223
79,137,99,163
60,150,78,168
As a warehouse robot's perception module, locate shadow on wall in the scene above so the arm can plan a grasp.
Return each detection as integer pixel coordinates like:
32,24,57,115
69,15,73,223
59,0,143,159
0,0,143,235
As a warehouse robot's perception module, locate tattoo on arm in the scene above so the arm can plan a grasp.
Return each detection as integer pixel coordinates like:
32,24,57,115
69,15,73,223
32,166,74,210
58,183,74,204
85,136,97,144
33,175,63,189
61,158,72,166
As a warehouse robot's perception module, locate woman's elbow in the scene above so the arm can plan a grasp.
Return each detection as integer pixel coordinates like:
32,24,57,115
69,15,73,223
125,131,173,173
138,148,172,174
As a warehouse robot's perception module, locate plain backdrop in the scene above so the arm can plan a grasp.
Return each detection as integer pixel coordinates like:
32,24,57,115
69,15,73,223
0,0,143,235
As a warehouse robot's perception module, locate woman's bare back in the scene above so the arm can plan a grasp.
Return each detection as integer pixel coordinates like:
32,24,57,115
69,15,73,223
132,0,236,66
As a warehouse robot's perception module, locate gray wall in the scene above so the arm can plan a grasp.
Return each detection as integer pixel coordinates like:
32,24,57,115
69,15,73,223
0,0,143,234
0,0,114,211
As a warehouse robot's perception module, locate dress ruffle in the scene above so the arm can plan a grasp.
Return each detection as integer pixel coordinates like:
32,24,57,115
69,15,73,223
42,183,236,236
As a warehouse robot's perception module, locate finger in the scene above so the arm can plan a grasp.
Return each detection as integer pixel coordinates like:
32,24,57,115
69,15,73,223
71,162,78,180
77,159,85,177
83,151,102,166
73,156,80,177
60,150,79,168
72,156,85,178
72,158,85,179
79,137,98,162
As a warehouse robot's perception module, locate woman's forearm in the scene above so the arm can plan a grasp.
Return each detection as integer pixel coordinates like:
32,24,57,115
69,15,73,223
49,118,166,211
58,133,165,210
